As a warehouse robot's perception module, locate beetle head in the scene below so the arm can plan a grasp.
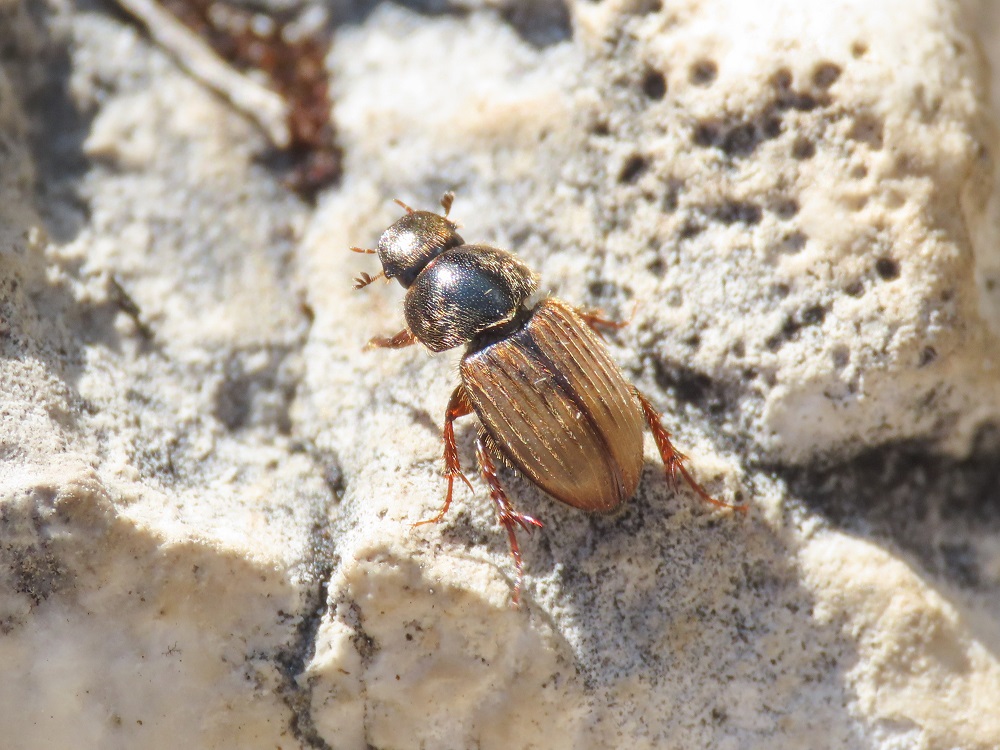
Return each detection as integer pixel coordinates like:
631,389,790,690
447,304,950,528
377,211,464,288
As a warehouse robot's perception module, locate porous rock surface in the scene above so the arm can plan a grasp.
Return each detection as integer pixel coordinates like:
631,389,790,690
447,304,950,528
1,0,999,748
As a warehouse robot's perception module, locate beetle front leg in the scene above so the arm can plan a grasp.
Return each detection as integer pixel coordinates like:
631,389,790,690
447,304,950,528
573,301,637,338
575,306,626,331
634,389,748,514
475,434,543,607
413,385,474,527
365,329,417,349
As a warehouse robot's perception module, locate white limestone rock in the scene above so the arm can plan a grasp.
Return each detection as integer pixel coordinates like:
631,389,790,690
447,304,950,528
1,3,333,748
300,0,1000,748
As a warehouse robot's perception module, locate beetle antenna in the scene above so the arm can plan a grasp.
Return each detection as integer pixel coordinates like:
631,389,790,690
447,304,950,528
350,246,377,255
353,271,384,290
393,198,415,214
440,191,455,217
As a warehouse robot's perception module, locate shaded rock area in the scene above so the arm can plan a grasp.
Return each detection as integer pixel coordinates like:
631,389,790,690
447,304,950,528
0,0,998,748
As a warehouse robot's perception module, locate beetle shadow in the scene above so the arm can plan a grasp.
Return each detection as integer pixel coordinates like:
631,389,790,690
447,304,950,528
486,460,868,744
488,421,1000,743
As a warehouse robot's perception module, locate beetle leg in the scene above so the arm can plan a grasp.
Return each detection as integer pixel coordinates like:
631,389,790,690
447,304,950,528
635,389,749,515
574,301,638,337
413,385,474,527
475,434,543,606
576,307,626,330
365,329,417,349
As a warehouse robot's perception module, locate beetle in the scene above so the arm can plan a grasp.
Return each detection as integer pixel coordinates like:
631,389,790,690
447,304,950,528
352,192,747,604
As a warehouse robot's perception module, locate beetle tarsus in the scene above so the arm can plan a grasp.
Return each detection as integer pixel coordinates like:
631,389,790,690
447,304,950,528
574,302,641,341
677,461,748,515
575,306,628,332
414,386,475,527
635,389,749,515
476,436,542,607
412,470,467,527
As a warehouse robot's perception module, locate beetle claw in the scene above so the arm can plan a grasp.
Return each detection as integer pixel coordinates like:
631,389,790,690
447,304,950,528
664,454,686,487
511,513,543,533
412,511,446,528
413,469,472,527
677,462,750,515
475,437,544,607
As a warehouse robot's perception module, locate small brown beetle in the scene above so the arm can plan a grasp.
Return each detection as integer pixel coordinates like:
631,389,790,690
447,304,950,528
353,193,746,603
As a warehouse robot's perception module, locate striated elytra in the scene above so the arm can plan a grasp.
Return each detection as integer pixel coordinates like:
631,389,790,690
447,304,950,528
462,298,644,513
352,192,747,605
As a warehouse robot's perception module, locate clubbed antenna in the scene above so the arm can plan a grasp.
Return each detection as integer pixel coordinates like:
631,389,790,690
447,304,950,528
440,191,455,217
353,271,384,290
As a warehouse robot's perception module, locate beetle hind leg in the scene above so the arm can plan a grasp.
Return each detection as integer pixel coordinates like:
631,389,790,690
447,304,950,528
414,385,475,527
475,433,543,606
635,389,748,515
